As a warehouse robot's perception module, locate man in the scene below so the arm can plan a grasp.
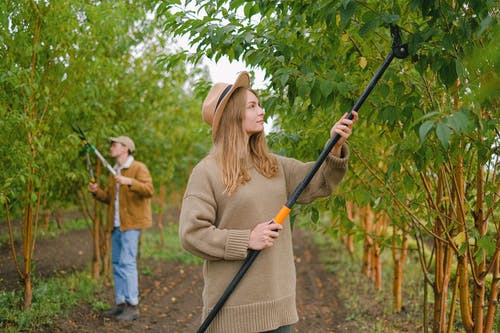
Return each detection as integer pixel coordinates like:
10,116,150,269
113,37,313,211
88,136,154,321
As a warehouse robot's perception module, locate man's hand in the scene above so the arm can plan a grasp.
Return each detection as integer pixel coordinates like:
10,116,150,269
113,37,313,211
115,175,133,186
88,183,99,193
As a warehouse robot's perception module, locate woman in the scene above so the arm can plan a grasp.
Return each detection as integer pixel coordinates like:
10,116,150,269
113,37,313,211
179,71,357,333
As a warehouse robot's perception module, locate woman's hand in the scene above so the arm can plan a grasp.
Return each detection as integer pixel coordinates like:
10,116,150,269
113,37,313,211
330,111,358,156
248,221,283,250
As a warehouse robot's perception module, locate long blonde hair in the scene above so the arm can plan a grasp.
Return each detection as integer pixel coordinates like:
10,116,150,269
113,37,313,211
212,87,278,194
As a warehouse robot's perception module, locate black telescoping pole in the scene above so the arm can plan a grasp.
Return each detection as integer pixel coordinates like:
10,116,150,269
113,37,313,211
197,26,409,333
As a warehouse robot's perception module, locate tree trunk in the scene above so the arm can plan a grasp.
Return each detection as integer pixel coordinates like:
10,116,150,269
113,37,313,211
433,243,453,333
22,180,37,310
472,150,498,333
344,201,356,255
91,197,101,279
157,183,166,246
23,209,34,310
102,229,112,284
484,248,499,333
361,205,374,279
433,167,453,333
373,211,386,289
453,154,474,332
392,225,408,311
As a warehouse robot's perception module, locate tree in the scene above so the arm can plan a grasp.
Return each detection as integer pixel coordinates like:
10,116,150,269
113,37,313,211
0,0,209,309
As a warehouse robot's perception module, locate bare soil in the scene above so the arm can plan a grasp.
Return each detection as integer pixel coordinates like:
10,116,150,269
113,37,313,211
1,223,421,333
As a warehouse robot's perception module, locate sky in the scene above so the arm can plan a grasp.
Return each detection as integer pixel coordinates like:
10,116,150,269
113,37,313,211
168,7,272,131
166,1,267,89
205,56,267,89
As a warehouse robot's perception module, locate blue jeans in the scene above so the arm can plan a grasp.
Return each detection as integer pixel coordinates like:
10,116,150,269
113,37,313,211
111,228,141,306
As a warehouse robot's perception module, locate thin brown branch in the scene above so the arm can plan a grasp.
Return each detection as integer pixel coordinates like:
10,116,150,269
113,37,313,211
5,201,24,277
352,149,443,240
31,188,42,257
414,229,434,286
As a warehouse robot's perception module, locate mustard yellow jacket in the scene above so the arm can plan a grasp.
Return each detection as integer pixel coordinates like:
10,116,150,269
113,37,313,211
94,160,154,232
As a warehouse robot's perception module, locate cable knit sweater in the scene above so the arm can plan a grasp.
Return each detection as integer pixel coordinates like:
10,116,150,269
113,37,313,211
179,144,350,333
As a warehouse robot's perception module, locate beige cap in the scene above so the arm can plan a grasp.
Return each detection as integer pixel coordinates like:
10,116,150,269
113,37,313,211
202,71,250,140
110,136,135,153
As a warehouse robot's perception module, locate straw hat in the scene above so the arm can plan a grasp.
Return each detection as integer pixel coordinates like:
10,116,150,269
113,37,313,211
202,71,251,140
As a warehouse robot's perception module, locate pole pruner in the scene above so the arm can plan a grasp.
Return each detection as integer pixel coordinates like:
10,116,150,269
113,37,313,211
197,24,409,333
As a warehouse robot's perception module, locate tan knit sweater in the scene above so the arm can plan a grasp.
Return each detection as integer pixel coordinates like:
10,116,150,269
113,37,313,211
179,144,349,333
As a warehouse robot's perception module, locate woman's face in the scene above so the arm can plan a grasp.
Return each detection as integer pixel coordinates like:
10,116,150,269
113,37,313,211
243,90,265,135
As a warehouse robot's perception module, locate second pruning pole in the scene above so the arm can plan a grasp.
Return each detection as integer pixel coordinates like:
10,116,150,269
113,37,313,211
197,24,409,333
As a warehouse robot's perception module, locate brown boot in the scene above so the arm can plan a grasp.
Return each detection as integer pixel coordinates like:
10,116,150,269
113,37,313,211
115,304,139,321
102,303,126,318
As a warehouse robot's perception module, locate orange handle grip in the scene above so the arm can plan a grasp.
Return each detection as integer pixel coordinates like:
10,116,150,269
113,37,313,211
273,205,291,225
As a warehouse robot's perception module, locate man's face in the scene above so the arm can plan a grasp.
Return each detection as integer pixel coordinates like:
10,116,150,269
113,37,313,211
110,141,128,159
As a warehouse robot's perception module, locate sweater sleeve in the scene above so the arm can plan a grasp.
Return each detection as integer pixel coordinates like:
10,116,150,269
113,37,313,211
179,161,250,261
281,142,350,204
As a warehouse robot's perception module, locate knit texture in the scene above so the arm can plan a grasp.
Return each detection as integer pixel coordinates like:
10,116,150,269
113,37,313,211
179,144,349,333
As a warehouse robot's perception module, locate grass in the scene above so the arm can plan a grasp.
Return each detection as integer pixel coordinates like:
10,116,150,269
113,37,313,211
0,221,197,333
140,223,202,264
311,230,427,332
310,226,500,333
0,271,101,333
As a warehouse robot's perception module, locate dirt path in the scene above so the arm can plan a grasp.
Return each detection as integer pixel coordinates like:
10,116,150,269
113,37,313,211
2,227,359,332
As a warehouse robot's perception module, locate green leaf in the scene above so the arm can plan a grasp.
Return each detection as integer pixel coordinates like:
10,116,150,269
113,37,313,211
409,111,440,130
310,207,319,223
436,122,451,147
339,1,356,28
311,82,322,106
297,76,311,98
476,235,496,259
243,2,256,18
446,111,469,134
381,14,400,25
319,79,334,98
455,59,466,78
419,120,435,143
275,69,290,88
359,17,379,37
334,82,350,96
453,231,466,248
438,60,458,88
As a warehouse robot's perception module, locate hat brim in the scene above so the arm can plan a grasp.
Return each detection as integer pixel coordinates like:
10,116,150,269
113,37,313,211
211,71,250,140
